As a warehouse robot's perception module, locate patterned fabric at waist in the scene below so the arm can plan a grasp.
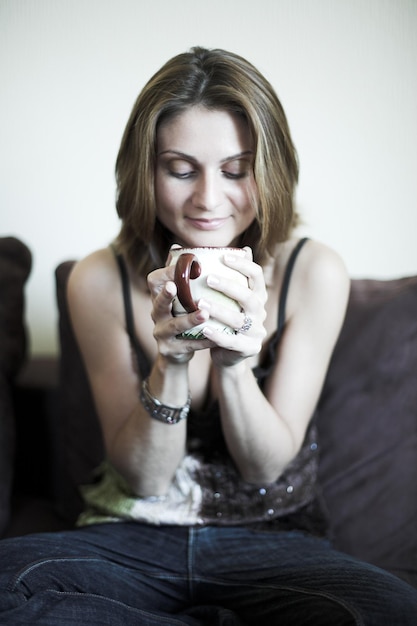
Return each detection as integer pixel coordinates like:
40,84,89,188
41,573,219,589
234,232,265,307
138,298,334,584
77,424,324,533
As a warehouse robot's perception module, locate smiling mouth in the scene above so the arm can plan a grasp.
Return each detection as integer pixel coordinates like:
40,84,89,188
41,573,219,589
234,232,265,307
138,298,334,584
186,217,229,230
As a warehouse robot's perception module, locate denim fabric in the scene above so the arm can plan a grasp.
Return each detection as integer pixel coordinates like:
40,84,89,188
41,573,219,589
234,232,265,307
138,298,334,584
0,523,416,625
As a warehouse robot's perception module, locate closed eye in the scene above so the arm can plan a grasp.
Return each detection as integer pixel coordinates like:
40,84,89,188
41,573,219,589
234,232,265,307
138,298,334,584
222,171,249,180
169,170,196,179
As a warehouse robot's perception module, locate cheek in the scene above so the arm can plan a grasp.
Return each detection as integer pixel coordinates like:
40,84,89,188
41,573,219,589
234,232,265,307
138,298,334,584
155,177,175,213
155,184,188,231
155,173,186,207
239,179,258,214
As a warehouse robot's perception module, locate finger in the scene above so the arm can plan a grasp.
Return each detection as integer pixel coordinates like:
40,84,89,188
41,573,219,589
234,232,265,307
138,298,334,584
206,272,266,316
154,308,213,359
198,297,246,333
222,254,266,299
150,280,177,324
159,306,211,340
201,321,265,356
198,293,266,347
147,265,176,297
242,246,253,261
166,243,182,265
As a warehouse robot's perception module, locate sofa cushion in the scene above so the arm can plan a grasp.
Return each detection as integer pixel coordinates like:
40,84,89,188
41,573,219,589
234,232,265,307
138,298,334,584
0,236,32,536
317,276,417,588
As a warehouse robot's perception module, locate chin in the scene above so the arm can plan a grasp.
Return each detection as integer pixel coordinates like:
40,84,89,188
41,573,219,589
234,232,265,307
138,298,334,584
178,234,236,249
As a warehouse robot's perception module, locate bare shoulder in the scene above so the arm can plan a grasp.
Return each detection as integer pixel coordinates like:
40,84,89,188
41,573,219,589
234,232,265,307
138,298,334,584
66,246,128,372
66,246,127,344
299,239,349,290
286,238,350,320
67,247,119,308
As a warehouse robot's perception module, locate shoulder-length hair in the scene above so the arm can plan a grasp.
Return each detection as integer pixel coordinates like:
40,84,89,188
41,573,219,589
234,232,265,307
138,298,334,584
115,46,299,276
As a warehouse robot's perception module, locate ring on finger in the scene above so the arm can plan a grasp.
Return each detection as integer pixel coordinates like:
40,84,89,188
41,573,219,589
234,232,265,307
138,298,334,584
235,315,253,334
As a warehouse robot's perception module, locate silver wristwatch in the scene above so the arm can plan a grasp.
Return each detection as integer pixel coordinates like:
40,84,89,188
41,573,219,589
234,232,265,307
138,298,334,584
140,377,191,425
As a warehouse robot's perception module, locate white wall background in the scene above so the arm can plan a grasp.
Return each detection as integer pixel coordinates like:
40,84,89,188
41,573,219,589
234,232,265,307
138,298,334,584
1,0,416,356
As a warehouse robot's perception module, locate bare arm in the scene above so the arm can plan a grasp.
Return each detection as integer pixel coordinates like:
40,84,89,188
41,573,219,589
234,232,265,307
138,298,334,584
202,241,350,484
67,247,210,496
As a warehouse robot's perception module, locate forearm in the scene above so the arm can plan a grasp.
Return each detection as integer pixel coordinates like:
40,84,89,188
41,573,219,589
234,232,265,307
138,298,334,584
216,361,299,484
110,356,190,496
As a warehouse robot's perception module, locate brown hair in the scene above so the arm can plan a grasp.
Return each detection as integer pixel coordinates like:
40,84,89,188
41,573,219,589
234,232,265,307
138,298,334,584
115,46,299,275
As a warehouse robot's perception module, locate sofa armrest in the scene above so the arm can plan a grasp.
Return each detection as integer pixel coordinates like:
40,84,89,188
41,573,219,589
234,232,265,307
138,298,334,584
0,236,32,536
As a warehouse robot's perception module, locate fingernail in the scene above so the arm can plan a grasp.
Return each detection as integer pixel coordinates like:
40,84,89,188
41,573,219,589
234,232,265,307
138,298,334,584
207,275,219,286
166,282,176,298
198,298,211,311
195,310,208,322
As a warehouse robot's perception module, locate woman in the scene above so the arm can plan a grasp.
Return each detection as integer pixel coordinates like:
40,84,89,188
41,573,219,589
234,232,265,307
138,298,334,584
1,46,416,625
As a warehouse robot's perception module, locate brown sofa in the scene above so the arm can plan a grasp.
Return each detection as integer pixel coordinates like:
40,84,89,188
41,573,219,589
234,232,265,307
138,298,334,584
1,236,417,590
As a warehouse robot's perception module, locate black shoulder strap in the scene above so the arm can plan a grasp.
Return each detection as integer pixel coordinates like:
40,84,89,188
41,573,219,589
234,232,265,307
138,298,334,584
253,238,309,382
112,249,150,379
277,237,309,339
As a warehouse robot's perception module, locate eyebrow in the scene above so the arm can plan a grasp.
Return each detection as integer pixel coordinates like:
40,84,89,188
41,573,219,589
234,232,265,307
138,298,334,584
158,150,254,164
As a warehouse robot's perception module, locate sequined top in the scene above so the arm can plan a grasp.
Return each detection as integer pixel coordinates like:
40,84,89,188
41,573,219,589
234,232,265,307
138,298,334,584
77,238,328,536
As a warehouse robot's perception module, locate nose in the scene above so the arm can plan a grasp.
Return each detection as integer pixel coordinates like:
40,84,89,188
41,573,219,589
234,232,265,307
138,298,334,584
192,172,222,211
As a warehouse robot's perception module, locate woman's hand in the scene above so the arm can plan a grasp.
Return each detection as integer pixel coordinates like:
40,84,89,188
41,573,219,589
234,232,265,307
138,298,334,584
199,247,268,368
147,262,212,364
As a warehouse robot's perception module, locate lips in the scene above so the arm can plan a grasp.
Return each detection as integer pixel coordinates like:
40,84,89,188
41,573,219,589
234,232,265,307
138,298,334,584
186,217,229,230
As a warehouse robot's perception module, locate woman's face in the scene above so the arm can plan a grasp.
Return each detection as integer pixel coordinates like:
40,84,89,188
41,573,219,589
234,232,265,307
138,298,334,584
155,106,257,249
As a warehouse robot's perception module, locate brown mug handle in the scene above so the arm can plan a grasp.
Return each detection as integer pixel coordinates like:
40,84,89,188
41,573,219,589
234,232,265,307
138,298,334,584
174,253,202,313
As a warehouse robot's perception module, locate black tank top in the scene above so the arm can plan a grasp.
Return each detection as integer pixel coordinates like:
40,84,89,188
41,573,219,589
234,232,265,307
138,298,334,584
113,238,327,535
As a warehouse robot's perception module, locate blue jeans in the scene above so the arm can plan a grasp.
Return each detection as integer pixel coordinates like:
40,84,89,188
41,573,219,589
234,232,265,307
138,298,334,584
0,523,416,625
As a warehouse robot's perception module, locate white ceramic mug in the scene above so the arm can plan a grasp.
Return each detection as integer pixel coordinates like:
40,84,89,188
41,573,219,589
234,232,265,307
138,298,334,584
169,247,247,339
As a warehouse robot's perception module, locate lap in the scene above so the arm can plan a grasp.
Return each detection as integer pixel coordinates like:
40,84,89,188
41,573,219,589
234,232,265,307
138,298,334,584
191,527,417,625
0,523,416,625
0,524,192,624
